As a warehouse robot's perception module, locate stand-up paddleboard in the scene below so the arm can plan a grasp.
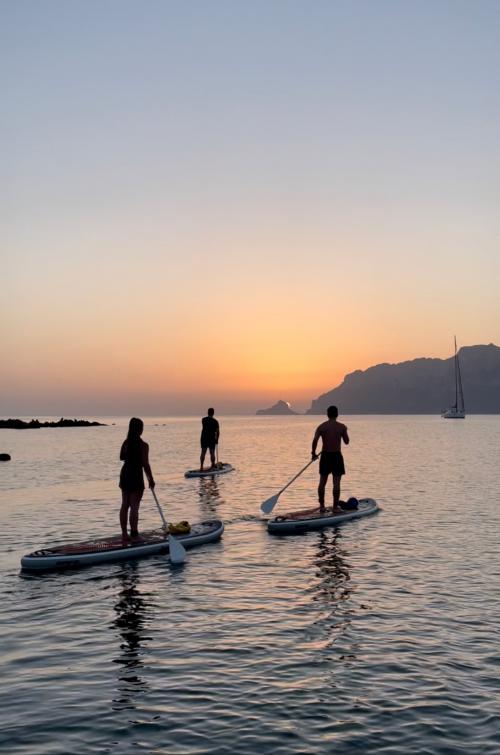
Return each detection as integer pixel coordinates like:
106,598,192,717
267,498,378,534
21,520,224,572
184,463,234,479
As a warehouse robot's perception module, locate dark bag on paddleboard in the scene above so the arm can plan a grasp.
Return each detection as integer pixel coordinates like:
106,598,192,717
340,497,359,511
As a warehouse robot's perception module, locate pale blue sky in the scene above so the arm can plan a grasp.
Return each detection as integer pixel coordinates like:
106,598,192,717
2,1,500,414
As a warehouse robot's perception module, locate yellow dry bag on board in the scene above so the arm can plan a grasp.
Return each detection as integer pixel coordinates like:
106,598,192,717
168,521,191,535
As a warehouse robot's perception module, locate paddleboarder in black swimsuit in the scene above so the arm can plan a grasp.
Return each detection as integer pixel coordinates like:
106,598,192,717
119,417,155,540
200,408,220,471
312,405,349,513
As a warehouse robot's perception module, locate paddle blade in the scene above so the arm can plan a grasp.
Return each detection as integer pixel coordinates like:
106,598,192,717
261,494,280,515
169,535,186,564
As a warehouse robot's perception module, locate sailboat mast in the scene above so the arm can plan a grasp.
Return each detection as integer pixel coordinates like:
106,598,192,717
454,336,458,409
456,340,465,412
442,336,465,418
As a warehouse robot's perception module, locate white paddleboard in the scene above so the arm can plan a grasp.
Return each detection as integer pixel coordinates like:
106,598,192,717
267,498,378,534
184,463,234,479
21,520,224,571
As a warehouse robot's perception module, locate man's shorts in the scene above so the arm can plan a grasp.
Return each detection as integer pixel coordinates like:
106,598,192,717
201,439,216,452
319,451,345,477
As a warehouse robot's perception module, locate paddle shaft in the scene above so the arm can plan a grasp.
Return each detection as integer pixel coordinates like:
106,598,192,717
151,488,168,531
277,457,317,497
260,457,318,514
150,489,186,564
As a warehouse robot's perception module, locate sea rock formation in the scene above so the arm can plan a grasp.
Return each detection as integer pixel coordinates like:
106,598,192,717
256,400,298,415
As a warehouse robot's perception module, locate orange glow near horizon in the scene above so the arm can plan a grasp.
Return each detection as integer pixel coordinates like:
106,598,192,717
4,219,499,414
4,270,497,415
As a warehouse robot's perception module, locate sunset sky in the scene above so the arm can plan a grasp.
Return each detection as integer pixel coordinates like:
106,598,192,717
3,1,500,415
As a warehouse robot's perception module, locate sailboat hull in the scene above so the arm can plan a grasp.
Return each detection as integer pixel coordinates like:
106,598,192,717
442,409,465,419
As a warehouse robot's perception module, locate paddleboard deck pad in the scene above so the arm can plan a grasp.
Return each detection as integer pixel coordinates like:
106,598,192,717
185,463,234,478
267,498,378,534
21,519,224,571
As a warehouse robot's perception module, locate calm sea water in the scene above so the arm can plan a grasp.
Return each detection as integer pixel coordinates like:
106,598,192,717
1,416,499,754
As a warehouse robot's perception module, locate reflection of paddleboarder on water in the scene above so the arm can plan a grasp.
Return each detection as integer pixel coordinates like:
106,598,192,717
112,564,150,711
200,408,220,472
312,405,349,514
314,531,351,602
197,476,222,515
313,532,355,649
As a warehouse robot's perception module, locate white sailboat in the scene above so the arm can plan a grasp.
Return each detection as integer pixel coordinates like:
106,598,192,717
442,337,465,419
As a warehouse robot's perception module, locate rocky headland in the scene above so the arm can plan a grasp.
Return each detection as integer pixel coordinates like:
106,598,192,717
307,344,500,414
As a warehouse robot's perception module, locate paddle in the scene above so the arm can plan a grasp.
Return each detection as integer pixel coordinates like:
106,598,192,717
215,442,225,470
260,457,319,515
150,489,186,565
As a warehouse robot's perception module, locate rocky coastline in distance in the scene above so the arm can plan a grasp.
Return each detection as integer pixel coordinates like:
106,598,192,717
0,418,107,429
256,400,298,416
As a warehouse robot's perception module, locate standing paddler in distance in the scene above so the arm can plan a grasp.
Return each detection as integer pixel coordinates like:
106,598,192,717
119,417,155,541
311,405,349,514
200,407,220,471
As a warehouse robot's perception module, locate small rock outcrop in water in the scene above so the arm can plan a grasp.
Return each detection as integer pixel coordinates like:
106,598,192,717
0,453,11,461
256,400,298,416
0,418,106,429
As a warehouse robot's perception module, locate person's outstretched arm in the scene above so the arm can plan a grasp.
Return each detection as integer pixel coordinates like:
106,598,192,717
342,426,350,445
141,442,155,488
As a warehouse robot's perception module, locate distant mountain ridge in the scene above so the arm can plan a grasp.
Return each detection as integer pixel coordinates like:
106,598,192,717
307,344,500,414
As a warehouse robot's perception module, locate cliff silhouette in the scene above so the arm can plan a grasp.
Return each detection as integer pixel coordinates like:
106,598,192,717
307,344,500,414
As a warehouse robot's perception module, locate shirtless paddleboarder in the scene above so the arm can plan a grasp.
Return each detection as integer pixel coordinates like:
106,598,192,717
311,405,349,513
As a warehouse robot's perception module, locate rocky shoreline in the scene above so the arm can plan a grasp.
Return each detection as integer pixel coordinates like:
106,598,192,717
0,418,107,429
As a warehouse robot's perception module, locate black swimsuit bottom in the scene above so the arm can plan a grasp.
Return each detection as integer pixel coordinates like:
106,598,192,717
319,451,345,477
